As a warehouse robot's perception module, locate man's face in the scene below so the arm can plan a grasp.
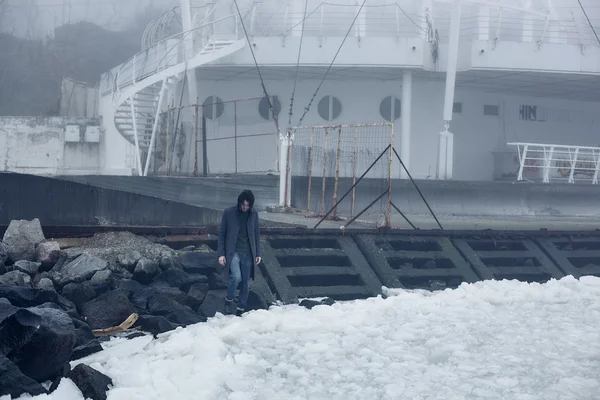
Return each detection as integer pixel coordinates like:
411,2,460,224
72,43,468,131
239,200,250,212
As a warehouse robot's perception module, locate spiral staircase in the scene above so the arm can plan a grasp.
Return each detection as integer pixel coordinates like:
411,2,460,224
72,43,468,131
107,7,250,176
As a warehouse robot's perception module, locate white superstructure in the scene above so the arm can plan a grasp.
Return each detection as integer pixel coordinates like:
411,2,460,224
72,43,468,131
97,0,600,193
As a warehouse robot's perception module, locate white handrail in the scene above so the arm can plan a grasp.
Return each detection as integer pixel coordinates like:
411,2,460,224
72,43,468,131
113,9,251,96
507,142,600,184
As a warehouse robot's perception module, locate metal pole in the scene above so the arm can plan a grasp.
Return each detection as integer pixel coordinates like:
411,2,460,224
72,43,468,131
386,124,394,227
193,99,199,177
234,100,238,174
129,96,143,176
333,125,342,219
285,130,292,207
202,105,208,177
143,78,167,176
401,71,412,179
321,128,328,215
352,126,358,218
307,127,314,211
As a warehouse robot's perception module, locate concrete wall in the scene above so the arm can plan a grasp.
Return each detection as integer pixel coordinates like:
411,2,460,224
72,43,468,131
0,117,103,175
0,172,222,227
58,174,281,212
292,176,600,219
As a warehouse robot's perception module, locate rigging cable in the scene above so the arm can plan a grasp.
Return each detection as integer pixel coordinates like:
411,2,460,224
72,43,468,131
576,0,600,46
232,0,280,133
295,0,368,128
287,0,309,128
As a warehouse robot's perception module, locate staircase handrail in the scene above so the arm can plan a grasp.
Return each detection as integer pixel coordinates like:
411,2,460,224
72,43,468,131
113,7,252,97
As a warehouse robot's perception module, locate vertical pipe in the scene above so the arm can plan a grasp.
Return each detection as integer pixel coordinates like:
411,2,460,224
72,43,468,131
438,0,461,180
333,125,342,219
193,99,199,176
386,124,394,227
129,97,143,176
143,78,168,176
285,131,292,207
352,126,358,218
165,106,170,169
279,134,288,207
202,105,208,177
307,127,314,212
401,71,412,179
321,128,328,216
234,101,238,174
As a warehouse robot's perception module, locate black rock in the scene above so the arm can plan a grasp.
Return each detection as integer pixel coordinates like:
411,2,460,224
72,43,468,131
36,277,55,291
131,287,187,310
0,261,6,275
0,270,29,286
0,355,47,397
147,294,205,326
118,278,146,297
178,251,219,275
80,289,135,330
117,250,142,272
71,339,103,361
147,294,182,316
8,307,76,382
90,270,116,296
186,283,209,311
166,306,206,326
0,306,42,356
72,318,96,347
55,253,109,287
69,364,113,400
57,295,80,319
198,290,227,318
0,284,59,308
208,271,228,290
299,299,321,310
62,282,97,308
159,256,183,271
13,260,40,277
132,258,160,284
0,241,8,264
154,268,208,292
320,297,335,306
246,290,269,311
2,218,45,262
134,314,177,336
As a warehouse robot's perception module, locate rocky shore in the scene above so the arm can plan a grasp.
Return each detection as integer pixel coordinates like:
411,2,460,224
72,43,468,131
0,218,275,399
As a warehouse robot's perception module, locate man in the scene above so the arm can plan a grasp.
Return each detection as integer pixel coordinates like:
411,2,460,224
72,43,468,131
217,189,262,316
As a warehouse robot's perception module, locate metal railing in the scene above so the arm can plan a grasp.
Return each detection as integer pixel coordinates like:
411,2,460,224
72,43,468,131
99,1,600,96
105,7,255,99
508,142,600,184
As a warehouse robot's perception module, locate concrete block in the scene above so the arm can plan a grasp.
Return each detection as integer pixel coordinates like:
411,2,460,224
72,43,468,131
355,234,477,290
535,237,600,279
453,238,565,283
259,235,383,304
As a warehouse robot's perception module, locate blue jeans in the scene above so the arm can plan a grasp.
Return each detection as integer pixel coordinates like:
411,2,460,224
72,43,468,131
226,253,252,310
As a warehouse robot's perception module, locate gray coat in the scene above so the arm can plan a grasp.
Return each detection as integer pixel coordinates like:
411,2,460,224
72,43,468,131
217,205,261,280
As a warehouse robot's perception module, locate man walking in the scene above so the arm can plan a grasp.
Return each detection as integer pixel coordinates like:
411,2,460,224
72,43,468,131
217,189,262,316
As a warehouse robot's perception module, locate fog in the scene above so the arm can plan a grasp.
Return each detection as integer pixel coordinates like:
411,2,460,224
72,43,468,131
1,0,178,38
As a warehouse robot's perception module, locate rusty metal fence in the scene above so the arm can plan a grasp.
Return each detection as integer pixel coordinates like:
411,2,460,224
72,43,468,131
288,123,395,227
150,97,279,176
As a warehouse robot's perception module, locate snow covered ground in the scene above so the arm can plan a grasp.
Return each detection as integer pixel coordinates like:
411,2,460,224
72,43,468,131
9,276,600,400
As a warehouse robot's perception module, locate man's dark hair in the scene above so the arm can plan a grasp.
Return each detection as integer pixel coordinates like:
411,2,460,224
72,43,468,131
237,189,255,208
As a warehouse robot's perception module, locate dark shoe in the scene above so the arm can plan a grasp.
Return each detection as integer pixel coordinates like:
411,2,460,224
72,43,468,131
224,299,235,315
235,307,244,317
